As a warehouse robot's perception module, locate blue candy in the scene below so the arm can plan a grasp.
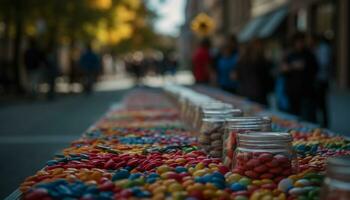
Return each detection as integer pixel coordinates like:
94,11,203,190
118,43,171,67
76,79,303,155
129,173,142,180
112,169,130,181
175,166,187,173
230,183,246,191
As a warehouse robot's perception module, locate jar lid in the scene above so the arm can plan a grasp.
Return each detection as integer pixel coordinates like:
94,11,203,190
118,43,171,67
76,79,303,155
203,109,243,122
226,116,271,128
326,155,350,177
238,132,292,143
202,102,233,110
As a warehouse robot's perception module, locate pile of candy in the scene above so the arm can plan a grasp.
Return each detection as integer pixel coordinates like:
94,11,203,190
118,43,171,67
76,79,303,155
19,88,350,200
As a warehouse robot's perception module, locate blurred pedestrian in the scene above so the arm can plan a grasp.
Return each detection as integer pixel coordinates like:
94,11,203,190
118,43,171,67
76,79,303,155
79,44,101,95
281,33,318,122
307,34,332,127
236,39,273,105
24,38,44,97
43,42,60,100
216,35,239,93
192,38,213,84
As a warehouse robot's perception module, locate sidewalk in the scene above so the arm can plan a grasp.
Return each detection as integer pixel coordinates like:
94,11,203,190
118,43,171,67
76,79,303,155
0,89,128,199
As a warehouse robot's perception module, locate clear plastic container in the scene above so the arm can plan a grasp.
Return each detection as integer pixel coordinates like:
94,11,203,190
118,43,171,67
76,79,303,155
199,109,242,158
232,132,297,182
223,117,271,168
194,102,233,130
320,155,350,200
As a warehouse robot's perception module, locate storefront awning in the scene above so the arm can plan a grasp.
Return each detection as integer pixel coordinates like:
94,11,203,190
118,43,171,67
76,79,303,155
238,6,288,42
258,7,288,38
238,16,267,42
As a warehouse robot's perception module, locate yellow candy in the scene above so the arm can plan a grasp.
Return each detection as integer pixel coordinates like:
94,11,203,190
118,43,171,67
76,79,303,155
161,172,176,179
252,180,262,186
261,195,273,200
227,173,241,183
163,179,177,186
91,171,102,181
175,158,186,163
85,180,97,185
172,191,187,200
52,168,64,175
168,183,184,192
187,183,204,192
205,183,216,190
209,167,219,172
188,167,195,174
182,179,194,188
152,193,165,200
193,169,207,177
209,163,218,168
261,179,273,184
195,162,205,170
157,165,171,174
288,175,298,181
276,193,286,200
215,190,229,198
153,185,167,193
203,189,215,198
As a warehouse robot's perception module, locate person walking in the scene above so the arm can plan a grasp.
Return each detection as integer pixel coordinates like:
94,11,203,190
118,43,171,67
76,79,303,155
192,38,213,84
235,39,273,105
307,34,331,127
216,36,239,93
24,38,44,97
43,43,60,100
282,33,318,122
79,44,101,95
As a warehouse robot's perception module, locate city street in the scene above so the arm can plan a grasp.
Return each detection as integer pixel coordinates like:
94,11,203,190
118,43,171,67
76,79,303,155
0,89,128,199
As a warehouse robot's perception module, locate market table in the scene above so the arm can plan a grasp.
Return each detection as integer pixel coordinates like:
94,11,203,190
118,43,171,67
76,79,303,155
11,87,350,200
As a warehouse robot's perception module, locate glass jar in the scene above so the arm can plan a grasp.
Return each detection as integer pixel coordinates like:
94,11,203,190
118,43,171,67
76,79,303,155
194,102,233,130
199,109,242,158
233,132,297,182
223,117,271,168
320,155,350,200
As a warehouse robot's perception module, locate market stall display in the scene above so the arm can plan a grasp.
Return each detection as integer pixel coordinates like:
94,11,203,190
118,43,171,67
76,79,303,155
15,87,350,200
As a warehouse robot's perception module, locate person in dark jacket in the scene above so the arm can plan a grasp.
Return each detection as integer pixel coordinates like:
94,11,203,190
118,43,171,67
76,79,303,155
281,33,318,122
79,44,101,95
24,38,44,96
235,39,272,105
216,35,239,93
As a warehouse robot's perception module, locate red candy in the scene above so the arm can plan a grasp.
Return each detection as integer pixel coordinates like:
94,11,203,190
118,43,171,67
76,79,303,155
233,152,294,180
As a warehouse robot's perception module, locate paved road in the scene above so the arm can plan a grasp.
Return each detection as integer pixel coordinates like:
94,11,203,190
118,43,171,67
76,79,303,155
0,89,128,199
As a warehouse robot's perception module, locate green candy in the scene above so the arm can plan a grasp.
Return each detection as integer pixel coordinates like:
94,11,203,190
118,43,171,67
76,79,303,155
308,187,320,198
297,196,309,200
309,178,323,185
304,173,324,180
123,180,136,188
134,178,145,186
235,195,248,200
238,177,251,186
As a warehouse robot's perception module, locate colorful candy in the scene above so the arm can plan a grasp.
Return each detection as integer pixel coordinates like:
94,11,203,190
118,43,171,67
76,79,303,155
16,88,350,200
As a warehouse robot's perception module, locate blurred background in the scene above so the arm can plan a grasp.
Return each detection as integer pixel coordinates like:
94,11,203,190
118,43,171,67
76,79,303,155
0,0,349,198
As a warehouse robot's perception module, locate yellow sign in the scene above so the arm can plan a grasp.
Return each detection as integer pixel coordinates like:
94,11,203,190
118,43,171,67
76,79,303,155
191,13,215,36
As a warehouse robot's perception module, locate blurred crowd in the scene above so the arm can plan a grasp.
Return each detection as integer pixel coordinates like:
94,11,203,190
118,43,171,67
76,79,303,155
24,38,102,98
192,33,331,127
20,38,178,99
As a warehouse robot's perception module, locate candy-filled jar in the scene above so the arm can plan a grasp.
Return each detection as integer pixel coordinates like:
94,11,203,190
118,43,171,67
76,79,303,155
199,109,242,158
320,155,350,200
223,117,271,168
233,132,297,182
194,102,234,131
